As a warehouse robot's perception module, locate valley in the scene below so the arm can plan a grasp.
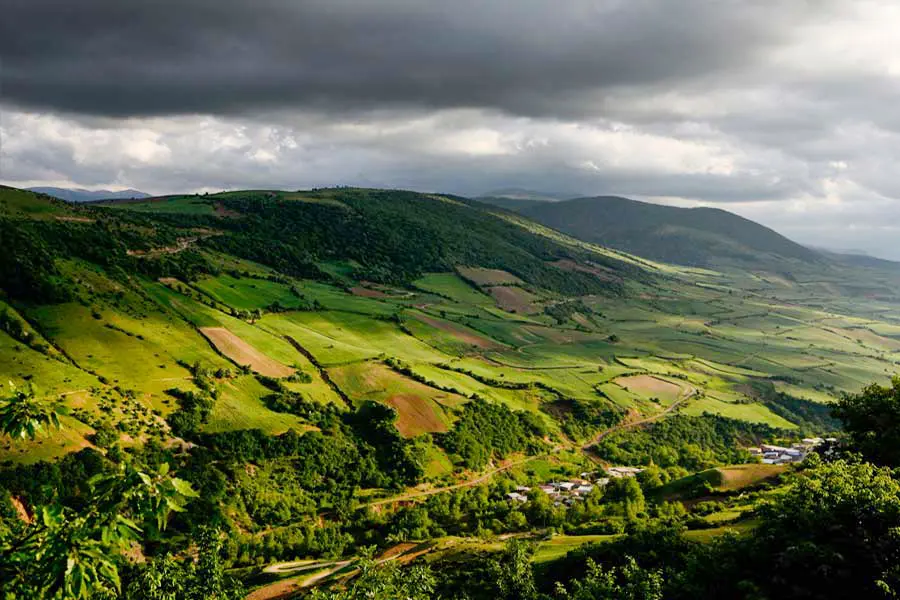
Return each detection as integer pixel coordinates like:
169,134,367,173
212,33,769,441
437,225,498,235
2,185,900,598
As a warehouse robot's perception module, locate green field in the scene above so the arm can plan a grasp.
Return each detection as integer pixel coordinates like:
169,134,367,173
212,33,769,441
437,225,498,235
533,534,619,563
4,185,900,470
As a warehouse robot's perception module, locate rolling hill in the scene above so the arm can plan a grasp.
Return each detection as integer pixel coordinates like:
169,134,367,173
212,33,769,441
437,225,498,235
491,194,823,269
0,182,894,470
4,183,900,596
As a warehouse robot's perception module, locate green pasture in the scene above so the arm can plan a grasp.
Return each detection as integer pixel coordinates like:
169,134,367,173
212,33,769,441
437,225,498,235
100,195,216,215
204,375,309,434
413,273,494,305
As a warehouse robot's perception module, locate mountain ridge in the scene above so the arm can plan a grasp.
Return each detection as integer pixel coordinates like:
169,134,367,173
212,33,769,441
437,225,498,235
489,194,823,269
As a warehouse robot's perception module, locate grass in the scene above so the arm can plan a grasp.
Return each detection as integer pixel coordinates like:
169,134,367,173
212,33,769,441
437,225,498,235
327,361,465,436
261,311,452,366
684,519,758,542
0,415,95,464
0,187,70,218
657,464,787,500
533,534,619,563
683,395,797,429
413,273,494,305
204,376,310,435
9,204,900,469
0,330,100,396
25,301,226,403
192,274,305,312
99,195,217,215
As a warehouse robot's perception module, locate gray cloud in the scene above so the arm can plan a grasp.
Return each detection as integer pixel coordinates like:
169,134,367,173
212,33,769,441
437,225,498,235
2,0,829,118
2,1,900,259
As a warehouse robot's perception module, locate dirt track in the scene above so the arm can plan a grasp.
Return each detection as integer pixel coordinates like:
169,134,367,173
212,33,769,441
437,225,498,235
583,385,697,451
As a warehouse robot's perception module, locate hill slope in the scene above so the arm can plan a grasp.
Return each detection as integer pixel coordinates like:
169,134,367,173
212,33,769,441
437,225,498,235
5,184,900,591
499,195,822,268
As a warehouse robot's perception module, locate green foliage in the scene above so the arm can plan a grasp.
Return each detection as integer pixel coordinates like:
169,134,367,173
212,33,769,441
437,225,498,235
164,388,214,438
543,398,622,441
195,189,637,295
594,414,780,471
832,377,900,466
0,383,61,440
602,478,646,520
438,399,546,469
492,539,539,600
554,557,663,600
123,528,244,600
0,462,198,599
0,218,70,302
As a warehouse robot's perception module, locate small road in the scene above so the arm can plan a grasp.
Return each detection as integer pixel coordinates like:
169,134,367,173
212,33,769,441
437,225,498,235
582,385,697,451
362,450,560,508
363,383,696,508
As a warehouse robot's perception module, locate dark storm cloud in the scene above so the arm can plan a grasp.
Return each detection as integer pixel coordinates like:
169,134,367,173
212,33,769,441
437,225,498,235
1,0,819,118
3,0,900,259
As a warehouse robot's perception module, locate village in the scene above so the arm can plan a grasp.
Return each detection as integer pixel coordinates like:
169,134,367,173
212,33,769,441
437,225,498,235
746,437,835,464
507,438,837,506
507,466,645,506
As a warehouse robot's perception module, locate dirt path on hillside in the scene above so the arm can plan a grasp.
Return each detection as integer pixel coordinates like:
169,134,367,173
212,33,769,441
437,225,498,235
361,450,560,508
246,560,351,600
199,327,294,377
583,385,697,451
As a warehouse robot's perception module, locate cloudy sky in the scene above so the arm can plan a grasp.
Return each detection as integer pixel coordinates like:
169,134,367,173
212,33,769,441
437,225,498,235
2,1,899,257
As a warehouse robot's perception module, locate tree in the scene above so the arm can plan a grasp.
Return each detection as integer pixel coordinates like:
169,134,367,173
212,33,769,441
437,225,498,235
603,477,646,520
555,557,663,600
124,528,244,600
750,459,900,599
832,377,900,466
0,462,199,599
308,549,434,600
0,383,61,440
490,539,538,600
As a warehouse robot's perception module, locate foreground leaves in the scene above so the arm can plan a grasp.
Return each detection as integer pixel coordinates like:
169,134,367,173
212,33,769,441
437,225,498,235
0,463,199,599
0,382,61,440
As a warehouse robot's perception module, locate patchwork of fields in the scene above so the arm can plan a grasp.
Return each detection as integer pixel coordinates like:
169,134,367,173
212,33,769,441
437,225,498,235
5,244,900,466
4,189,900,468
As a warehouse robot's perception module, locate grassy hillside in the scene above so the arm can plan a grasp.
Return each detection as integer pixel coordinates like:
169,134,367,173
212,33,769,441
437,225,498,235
5,184,900,597
500,195,822,269
2,183,898,470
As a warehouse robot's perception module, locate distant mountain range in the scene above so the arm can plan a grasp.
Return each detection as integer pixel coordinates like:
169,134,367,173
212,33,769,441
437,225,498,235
482,194,823,269
27,186,151,203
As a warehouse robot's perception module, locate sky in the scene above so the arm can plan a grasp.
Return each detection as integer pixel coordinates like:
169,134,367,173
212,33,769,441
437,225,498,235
2,1,899,257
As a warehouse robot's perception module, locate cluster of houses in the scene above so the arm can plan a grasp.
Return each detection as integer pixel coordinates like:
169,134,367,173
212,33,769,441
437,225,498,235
506,466,645,506
748,437,835,464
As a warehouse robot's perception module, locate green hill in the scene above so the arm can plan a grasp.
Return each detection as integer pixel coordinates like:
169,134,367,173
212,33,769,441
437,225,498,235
497,195,823,269
0,183,894,470
5,183,900,597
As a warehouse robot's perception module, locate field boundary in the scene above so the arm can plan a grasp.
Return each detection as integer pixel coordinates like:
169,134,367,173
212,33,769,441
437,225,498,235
282,335,352,405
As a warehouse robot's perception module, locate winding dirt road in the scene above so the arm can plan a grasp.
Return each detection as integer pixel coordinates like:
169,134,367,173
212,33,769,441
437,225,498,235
582,385,697,451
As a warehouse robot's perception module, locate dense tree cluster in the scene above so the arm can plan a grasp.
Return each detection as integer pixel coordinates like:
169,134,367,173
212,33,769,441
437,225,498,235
594,414,783,473
193,189,641,296
437,399,547,469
